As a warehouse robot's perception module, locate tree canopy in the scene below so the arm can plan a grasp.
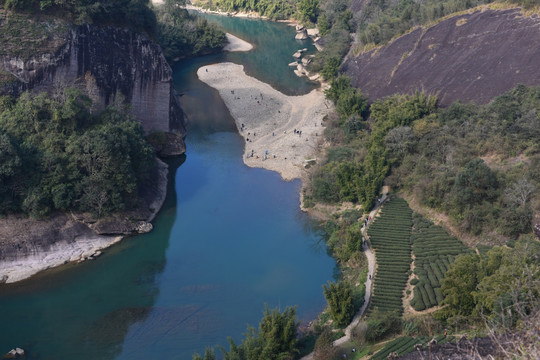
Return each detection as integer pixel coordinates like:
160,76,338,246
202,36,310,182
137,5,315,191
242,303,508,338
0,90,155,217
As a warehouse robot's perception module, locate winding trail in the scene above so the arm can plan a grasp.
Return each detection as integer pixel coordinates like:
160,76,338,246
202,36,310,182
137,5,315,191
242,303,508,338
301,189,388,360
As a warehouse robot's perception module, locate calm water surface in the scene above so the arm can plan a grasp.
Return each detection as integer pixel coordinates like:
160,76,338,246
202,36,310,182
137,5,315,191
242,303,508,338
0,15,335,360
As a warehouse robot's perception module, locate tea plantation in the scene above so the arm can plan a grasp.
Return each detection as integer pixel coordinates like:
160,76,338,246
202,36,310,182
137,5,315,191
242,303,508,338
367,198,413,315
410,215,470,311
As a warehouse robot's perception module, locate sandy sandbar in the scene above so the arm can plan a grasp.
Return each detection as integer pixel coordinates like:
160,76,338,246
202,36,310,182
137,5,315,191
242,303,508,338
198,62,331,181
224,33,253,52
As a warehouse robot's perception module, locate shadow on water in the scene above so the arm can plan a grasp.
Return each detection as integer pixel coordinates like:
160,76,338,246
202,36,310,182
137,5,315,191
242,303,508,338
0,159,184,360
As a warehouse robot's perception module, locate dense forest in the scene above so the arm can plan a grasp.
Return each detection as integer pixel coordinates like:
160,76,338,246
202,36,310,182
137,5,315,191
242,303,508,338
0,89,155,218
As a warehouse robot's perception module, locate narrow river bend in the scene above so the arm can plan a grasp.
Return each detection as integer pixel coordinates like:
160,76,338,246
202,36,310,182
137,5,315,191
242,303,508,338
0,15,336,360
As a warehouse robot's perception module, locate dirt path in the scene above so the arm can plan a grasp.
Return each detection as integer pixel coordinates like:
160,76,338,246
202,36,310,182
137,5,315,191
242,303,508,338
301,189,389,359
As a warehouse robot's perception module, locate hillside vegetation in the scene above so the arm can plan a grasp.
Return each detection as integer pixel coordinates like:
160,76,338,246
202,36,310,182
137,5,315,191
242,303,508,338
0,89,155,218
306,81,539,240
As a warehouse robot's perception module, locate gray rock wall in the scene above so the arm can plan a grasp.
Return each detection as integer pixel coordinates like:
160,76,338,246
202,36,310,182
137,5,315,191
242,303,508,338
0,24,187,141
343,9,540,106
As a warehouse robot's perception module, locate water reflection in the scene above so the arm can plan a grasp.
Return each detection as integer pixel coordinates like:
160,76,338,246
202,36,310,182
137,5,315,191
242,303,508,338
0,158,183,360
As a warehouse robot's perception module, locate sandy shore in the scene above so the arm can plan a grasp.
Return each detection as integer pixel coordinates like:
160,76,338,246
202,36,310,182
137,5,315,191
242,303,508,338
198,62,331,181
224,33,253,52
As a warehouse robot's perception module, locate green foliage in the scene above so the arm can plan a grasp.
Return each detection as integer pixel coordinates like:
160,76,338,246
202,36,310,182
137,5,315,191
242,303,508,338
311,92,435,208
439,236,540,323
297,0,319,23
320,56,340,80
356,0,493,49
202,0,298,20
319,83,540,238
364,310,402,343
1,0,158,33
323,280,355,328
409,213,469,310
452,158,499,211
192,348,215,360
155,4,226,61
384,84,540,237
0,89,155,217
218,305,298,360
367,198,413,315
370,334,452,360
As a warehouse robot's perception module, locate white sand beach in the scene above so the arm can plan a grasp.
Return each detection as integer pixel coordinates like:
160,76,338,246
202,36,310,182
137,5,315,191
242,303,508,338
224,33,253,52
198,62,331,181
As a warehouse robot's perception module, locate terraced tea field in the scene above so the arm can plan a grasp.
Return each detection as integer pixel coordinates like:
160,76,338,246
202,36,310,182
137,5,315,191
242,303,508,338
367,198,413,315
410,215,469,311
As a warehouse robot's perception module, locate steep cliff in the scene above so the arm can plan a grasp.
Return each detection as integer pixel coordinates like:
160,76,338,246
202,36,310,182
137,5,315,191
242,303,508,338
0,10,187,151
342,8,540,106
0,11,187,283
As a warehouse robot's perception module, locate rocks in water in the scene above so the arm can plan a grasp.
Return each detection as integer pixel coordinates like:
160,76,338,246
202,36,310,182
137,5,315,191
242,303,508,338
308,74,320,81
295,24,305,31
295,29,308,40
3,348,25,359
292,51,302,59
307,28,319,37
288,61,298,67
301,57,312,66
136,221,153,234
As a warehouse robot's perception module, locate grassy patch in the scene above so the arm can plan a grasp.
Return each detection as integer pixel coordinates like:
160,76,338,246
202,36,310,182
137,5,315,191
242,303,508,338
0,10,68,60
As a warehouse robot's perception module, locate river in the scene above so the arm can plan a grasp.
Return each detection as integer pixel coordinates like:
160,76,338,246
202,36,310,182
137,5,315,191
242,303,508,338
0,15,335,360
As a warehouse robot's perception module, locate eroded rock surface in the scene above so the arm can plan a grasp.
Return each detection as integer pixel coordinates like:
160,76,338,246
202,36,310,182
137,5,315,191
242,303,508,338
343,8,540,106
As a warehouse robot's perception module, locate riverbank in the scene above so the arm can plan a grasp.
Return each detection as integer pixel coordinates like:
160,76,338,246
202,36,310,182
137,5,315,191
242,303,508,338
185,3,268,19
198,62,331,181
223,33,253,52
0,158,169,284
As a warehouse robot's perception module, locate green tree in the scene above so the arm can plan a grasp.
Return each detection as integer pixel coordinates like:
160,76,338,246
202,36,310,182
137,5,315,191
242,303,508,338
441,253,481,316
452,158,498,210
298,0,319,23
219,305,298,360
323,280,355,328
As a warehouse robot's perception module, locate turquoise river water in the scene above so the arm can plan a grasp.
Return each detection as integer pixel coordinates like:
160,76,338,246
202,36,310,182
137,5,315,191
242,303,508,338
0,15,335,360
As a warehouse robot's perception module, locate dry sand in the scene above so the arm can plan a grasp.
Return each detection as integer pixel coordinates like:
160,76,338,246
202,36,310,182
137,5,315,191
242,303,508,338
198,62,331,181
224,33,253,52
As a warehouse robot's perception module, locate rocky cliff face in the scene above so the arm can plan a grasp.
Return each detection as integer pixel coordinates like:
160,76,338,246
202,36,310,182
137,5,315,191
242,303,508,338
0,14,187,283
343,8,540,106
0,20,187,151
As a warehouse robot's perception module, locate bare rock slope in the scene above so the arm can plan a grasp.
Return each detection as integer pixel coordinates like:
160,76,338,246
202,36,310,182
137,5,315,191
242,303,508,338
343,8,540,106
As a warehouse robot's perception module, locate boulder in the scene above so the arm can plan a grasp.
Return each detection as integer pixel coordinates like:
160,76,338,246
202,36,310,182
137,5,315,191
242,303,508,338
136,221,153,234
295,24,304,31
534,223,540,238
292,51,302,59
295,29,308,40
301,57,311,66
288,61,298,67
307,28,319,36
2,348,25,359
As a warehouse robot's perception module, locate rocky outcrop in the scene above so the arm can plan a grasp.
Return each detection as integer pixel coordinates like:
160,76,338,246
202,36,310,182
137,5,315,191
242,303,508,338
534,223,540,239
343,8,540,106
0,19,187,149
0,159,169,284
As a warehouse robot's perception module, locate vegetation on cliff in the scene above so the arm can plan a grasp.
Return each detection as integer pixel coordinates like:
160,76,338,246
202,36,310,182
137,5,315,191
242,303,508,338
155,0,227,61
0,0,227,62
0,0,158,33
0,90,155,218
